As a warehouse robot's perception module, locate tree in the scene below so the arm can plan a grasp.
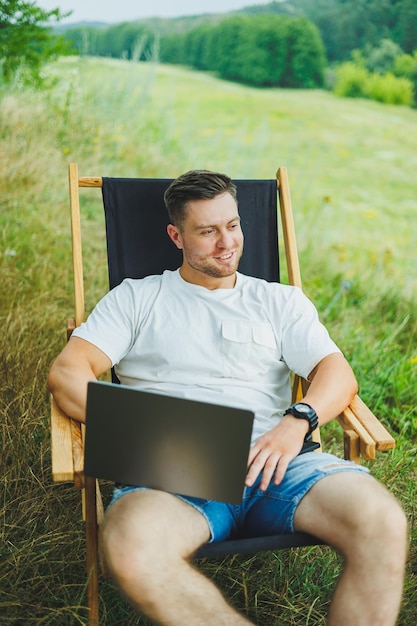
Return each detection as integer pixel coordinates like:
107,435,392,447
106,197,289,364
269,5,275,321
281,17,326,87
0,0,68,83
102,23,153,61
236,15,288,86
160,13,326,89
365,39,403,75
206,16,248,80
396,0,417,54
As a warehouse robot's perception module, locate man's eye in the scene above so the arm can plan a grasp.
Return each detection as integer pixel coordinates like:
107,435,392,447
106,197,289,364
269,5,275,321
202,229,214,235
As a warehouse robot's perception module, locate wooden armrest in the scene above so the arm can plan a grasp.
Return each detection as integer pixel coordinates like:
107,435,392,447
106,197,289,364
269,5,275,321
72,421,86,489
338,394,395,461
348,395,395,451
50,395,85,487
50,395,75,482
292,377,394,462
50,317,86,486
338,407,376,460
343,429,361,464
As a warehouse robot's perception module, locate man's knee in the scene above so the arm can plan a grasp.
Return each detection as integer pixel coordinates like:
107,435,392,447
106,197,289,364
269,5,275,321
295,472,407,553
365,489,408,551
101,496,158,586
101,490,210,584
333,477,408,563
350,480,406,538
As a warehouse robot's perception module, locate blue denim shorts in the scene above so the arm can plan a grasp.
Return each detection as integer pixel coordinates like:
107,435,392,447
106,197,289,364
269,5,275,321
108,452,370,543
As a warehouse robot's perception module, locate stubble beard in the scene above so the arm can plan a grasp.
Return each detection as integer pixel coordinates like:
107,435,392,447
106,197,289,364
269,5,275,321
185,246,243,279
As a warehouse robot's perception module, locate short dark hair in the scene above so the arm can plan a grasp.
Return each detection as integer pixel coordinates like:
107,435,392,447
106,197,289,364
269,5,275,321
164,170,237,229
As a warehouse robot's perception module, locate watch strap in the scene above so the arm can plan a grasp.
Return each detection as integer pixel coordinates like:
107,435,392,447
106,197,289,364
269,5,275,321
283,403,319,435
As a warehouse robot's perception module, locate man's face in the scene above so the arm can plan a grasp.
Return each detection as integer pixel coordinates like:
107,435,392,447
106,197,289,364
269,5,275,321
167,192,244,289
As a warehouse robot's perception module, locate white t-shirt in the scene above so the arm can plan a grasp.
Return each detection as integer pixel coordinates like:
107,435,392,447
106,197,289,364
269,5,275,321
73,270,340,443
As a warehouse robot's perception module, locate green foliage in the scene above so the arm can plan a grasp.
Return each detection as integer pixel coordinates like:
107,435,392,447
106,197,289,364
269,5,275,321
393,52,417,79
238,16,288,86
285,0,417,62
282,16,326,88
393,52,417,102
159,33,184,65
365,39,403,75
59,1,417,102
333,62,370,98
63,12,326,90
340,40,417,106
334,61,414,106
160,15,326,89
396,0,417,53
65,22,155,61
204,16,248,81
367,72,414,106
183,24,212,71
0,0,69,84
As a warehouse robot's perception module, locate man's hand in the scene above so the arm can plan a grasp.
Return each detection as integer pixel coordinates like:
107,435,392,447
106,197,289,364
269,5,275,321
245,415,309,491
245,353,358,492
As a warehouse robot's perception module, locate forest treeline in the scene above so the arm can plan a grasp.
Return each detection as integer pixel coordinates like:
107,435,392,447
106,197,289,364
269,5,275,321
63,0,417,106
160,16,326,88
64,0,417,64
3,1,416,105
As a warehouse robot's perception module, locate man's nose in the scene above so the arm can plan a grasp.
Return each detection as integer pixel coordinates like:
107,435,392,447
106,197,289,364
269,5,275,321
217,229,234,248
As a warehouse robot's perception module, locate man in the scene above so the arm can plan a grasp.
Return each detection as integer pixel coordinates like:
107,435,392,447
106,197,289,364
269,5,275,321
48,170,407,625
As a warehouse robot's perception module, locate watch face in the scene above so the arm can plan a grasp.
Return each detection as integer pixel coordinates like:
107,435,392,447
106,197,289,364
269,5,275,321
294,403,311,413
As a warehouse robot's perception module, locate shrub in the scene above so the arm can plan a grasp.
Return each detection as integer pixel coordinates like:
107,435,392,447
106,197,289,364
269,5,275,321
365,39,403,75
366,72,414,105
334,61,414,105
333,62,369,98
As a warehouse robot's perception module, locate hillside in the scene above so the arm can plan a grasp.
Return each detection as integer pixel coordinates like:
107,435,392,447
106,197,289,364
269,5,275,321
1,56,416,625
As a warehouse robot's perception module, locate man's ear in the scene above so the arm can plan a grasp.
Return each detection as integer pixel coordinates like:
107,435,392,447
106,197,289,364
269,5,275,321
167,224,183,250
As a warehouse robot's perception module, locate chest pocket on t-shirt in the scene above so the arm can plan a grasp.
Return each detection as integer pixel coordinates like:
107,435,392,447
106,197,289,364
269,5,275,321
221,320,277,380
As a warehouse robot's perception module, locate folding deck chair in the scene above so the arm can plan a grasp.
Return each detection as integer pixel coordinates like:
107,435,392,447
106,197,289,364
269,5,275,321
50,164,395,625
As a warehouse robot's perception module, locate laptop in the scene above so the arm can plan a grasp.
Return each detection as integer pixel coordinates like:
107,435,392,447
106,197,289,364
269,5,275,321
84,381,255,504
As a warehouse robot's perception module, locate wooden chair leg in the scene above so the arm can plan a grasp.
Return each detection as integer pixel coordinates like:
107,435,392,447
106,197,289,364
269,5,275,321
343,429,361,464
85,475,99,625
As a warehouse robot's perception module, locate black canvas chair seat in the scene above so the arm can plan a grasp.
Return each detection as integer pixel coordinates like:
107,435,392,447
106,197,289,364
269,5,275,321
195,531,322,559
102,178,280,288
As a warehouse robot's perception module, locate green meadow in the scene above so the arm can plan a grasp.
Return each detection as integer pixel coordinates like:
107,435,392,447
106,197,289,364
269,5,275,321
1,56,416,624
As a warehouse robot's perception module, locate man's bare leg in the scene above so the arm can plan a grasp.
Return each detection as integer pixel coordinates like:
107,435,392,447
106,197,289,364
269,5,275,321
101,490,253,626
294,471,408,626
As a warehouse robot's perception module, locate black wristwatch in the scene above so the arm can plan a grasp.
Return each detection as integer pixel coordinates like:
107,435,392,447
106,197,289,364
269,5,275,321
283,402,319,436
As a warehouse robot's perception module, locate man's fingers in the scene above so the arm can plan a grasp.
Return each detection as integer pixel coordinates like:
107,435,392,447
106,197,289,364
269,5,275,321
246,428,301,490
273,455,291,487
259,454,280,491
245,448,269,486
247,442,262,468
247,452,292,491
247,449,284,490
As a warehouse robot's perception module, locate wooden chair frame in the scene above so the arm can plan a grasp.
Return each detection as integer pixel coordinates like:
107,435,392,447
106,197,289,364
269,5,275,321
50,164,395,624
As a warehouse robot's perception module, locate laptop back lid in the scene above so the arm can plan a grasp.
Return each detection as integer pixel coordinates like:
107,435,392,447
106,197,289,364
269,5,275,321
84,381,254,504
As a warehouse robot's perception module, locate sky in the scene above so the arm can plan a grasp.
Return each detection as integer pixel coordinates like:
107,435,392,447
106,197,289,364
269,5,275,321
37,0,272,24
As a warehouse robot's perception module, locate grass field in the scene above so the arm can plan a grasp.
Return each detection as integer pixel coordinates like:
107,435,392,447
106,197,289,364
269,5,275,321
1,56,416,624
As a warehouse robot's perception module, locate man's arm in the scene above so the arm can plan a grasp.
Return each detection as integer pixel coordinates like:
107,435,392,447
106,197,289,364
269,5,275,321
246,352,358,491
48,336,112,423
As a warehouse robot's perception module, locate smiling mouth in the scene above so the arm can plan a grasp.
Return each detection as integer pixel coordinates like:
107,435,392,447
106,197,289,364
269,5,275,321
215,252,234,261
